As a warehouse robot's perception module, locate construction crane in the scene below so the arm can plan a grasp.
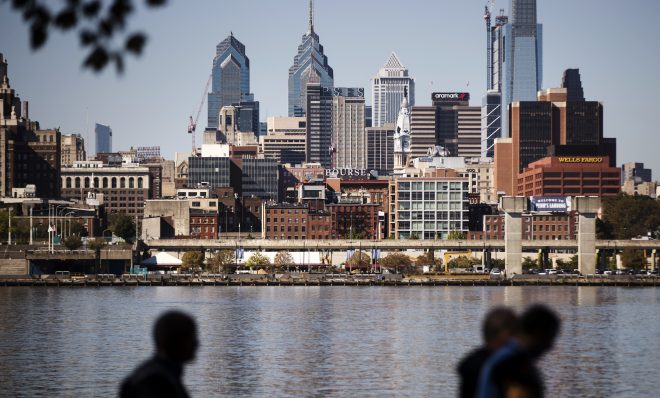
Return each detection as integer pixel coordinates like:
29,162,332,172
188,74,212,153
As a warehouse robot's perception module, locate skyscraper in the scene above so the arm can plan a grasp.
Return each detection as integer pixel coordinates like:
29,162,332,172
499,0,543,137
332,88,366,169
95,123,112,154
207,33,251,129
305,72,333,167
372,52,415,127
288,0,334,117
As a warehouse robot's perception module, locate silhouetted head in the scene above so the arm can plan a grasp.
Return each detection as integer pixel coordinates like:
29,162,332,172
519,304,561,358
482,307,518,351
153,311,198,363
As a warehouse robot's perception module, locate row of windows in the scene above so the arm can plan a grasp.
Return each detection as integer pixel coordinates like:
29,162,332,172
64,176,145,189
398,181,468,191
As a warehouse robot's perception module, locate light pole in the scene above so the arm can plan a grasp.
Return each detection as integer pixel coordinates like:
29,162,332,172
8,207,12,245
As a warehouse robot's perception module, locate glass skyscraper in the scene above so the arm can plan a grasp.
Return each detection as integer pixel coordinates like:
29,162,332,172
372,52,415,127
288,0,334,117
207,33,251,130
500,0,543,137
94,123,112,154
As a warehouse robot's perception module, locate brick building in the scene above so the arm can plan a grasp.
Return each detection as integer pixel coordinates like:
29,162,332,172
517,156,620,197
468,213,577,241
262,203,331,240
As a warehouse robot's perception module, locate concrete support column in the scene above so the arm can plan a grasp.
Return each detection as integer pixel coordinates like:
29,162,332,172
575,197,601,275
652,250,657,271
500,197,528,277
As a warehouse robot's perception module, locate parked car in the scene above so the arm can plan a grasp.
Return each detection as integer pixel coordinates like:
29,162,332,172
490,267,502,276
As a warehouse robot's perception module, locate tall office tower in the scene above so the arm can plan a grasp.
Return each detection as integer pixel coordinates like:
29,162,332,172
410,106,436,159
486,9,509,92
432,92,472,156
215,106,257,146
0,53,7,83
561,68,585,101
500,0,543,136
262,116,307,165
232,100,260,134
207,33,251,129
305,73,333,167
288,0,334,117
366,124,395,175
481,90,501,157
456,106,482,157
483,8,508,157
372,53,415,127
332,87,366,169
510,101,553,172
95,123,112,154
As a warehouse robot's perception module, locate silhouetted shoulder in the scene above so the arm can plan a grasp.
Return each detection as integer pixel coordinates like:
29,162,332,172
120,357,190,398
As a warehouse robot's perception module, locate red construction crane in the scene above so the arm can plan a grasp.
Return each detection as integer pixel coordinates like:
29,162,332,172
188,74,212,153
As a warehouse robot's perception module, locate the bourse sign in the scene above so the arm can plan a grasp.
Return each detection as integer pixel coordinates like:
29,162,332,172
325,168,377,179
529,196,572,213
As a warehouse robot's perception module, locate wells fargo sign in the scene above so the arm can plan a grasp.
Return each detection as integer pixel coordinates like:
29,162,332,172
557,157,603,163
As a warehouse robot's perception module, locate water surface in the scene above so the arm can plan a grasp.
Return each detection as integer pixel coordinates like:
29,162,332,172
0,286,658,397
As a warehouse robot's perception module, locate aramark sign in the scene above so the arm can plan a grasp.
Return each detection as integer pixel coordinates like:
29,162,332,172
325,168,376,179
432,92,470,102
529,196,572,213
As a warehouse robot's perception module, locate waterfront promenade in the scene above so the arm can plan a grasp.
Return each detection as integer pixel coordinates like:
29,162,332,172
2,273,659,287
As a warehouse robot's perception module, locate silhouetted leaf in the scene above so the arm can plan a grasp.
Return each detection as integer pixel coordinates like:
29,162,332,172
11,0,31,9
54,9,77,30
83,47,109,71
98,19,113,36
79,29,97,45
145,0,166,7
125,33,146,55
82,1,102,17
30,24,48,49
110,0,133,27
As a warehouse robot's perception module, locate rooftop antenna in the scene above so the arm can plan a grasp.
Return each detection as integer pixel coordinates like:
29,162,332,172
308,0,314,34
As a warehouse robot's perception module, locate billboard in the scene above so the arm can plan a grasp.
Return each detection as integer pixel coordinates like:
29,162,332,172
432,92,470,102
529,196,572,213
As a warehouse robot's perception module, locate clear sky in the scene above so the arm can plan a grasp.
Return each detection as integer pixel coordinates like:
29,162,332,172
1,0,659,175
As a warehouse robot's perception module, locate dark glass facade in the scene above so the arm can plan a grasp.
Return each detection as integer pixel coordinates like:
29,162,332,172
241,158,279,200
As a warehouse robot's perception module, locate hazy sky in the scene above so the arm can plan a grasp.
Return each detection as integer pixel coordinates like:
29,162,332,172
1,0,659,175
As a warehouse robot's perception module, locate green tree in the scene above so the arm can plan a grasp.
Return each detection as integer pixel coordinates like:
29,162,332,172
522,256,539,270
447,256,481,269
109,214,136,243
599,194,660,239
63,234,83,250
208,250,235,274
415,251,442,271
380,252,413,273
490,258,505,270
181,251,205,272
69,222,89,237
245,252,270,270
621,248,646,270
347,251,371,268
274,251,294,272
447,230,467,240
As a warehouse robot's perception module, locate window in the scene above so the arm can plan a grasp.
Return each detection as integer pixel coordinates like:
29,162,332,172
129,177,134,188
66,177,72,188
191,202,200,207
112,177,117,188
120,177,126,188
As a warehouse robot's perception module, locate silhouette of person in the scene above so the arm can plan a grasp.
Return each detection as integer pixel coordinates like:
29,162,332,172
120,311,199,398
476,304,561,398
457,307,518,398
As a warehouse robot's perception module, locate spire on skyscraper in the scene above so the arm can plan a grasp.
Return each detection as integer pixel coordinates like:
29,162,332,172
308,0,314,34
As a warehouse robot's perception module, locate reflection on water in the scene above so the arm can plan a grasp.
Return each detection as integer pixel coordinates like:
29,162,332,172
0,287,658,397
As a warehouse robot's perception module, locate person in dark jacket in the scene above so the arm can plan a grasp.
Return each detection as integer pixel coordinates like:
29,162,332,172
120,311,199,398
476,304,561,398
457,307,518,398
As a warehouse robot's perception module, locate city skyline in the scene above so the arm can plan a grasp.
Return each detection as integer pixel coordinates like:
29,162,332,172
0,0,659,172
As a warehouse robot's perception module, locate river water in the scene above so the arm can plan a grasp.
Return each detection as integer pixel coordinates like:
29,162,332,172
0,286,658,397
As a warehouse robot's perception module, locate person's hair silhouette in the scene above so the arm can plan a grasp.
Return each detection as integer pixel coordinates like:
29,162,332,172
457,307,518,398
120,311,199,398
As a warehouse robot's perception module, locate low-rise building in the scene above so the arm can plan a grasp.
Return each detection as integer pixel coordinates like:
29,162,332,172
61,161,151,217
517,156,620,197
